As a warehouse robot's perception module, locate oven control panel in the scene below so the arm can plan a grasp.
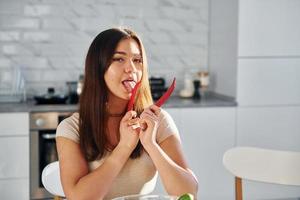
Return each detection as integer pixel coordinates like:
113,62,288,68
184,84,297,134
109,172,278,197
30,112,73,130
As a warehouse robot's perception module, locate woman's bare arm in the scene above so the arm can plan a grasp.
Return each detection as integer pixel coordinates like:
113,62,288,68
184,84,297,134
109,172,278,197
57,137,133,200
143,135,198,197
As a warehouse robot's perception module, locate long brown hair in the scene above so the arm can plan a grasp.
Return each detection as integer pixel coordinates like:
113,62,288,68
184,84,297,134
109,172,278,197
79,28,153,161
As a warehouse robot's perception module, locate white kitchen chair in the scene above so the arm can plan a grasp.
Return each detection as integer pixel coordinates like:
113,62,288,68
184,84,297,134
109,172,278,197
41,161,65,200
223,146,300,200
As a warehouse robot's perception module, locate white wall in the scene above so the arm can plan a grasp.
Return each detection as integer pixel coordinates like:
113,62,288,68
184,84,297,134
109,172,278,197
208,0,238,98
0,0,209,97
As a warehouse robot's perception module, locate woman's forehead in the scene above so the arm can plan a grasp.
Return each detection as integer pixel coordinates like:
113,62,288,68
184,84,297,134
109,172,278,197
114,38,141,55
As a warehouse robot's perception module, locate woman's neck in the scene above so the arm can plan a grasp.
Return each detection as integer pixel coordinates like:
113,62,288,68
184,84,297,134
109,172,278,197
106,96,127,116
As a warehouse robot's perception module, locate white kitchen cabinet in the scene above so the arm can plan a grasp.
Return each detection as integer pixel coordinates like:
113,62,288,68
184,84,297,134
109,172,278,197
180,107,236,200
237,58,300,106
0,137,29,178
0,179,29,200
154,107,236,200
0,112,29,136
238,0,300,57
0,112,29,200
237,106,300,151
237,106,300,199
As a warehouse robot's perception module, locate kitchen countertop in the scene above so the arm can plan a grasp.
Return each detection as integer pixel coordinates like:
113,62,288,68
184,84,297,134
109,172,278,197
0,92,237,113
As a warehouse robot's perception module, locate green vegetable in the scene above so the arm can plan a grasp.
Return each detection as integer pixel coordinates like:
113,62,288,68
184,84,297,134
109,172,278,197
178,193,194,200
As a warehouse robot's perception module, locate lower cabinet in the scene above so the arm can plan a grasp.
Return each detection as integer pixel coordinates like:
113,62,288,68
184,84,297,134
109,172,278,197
0,112,29,200
154,107,236,200
0,179,29,200
237,106,300,199
0,137,29,178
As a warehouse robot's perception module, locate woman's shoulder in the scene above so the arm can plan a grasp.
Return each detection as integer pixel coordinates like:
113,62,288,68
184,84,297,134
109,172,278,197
56,112,80,143
159,109,175,123
156,108,180,143
59,112,79,127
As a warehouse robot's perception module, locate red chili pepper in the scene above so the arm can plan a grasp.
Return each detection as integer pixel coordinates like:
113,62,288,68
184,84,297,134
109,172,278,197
127,81,141,111
155,78,176,107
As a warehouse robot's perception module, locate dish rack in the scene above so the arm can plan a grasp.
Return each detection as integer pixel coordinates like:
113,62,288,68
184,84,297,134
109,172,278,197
0,67,26,103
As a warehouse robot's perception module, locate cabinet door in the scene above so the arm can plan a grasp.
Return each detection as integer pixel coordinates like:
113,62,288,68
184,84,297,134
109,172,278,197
0,112,29,136
181,107,236,200
237,58,300,106
153,107,236,199
0,137,29,178
237,106,300,151
0,179,29,200
237,106,300,198
239,0,300,56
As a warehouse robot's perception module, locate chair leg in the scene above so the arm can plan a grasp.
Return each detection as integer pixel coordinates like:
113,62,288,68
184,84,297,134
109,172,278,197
54,196,63,200
235,177,243,200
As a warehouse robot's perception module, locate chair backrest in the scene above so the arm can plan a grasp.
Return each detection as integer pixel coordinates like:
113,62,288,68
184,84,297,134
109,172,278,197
41,161,65,197
223,146,300,200
223,146,300,186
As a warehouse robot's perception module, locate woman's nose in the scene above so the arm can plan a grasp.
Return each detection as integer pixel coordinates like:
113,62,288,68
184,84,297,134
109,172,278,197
125,60,136,73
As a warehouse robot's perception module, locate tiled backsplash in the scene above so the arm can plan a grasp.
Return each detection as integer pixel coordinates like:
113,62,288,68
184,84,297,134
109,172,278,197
0,0,209,97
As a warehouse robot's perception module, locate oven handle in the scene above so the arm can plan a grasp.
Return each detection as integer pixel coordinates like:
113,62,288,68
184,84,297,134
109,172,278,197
42,134,56,140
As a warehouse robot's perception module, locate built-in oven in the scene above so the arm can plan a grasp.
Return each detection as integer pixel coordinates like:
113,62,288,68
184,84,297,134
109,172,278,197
30,112,73,199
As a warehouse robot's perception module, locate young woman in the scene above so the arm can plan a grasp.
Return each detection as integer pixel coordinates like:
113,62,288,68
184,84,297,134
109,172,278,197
56,27,198,200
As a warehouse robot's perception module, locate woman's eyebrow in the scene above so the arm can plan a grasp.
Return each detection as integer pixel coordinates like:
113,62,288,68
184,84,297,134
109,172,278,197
114,51,141,57
114,51,126,55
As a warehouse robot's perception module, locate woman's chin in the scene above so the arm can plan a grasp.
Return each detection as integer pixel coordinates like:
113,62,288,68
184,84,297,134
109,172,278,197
119,93,131,100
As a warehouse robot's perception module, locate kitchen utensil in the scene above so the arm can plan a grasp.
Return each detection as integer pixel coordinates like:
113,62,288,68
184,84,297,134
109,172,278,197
66,81,79,104
149,76,167,100
0,66,26,102
34,87,68,105
192,80,201,100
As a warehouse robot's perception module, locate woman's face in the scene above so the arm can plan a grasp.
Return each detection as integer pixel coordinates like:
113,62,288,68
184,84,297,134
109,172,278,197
104,38,143,101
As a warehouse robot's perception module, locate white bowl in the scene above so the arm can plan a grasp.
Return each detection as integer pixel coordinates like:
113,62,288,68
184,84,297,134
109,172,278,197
112,194,178,200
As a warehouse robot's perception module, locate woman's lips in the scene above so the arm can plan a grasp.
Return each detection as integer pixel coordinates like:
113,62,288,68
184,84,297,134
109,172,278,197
122,80,136,92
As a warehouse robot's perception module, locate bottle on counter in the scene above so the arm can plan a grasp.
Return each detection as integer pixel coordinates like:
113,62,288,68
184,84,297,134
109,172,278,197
77,74,84,96
197,71,209,90
179,72,194,98
192,79,201,100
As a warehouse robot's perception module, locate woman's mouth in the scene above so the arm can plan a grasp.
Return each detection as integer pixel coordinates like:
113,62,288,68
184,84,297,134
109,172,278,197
122,80,136,92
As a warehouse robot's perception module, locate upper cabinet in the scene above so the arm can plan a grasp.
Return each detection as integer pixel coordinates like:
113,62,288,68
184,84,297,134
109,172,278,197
236,0,300,106
237,58,300,106
238,0,300,57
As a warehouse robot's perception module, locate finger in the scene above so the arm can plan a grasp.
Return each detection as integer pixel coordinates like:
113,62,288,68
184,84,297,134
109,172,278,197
141,111,158,121
149,104,161,116
131,123,141,130
127,117,140,125
122,110,137,121
139,119,148,131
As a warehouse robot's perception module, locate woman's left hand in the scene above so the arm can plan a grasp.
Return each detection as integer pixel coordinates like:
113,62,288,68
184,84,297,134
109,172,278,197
139,105,161,148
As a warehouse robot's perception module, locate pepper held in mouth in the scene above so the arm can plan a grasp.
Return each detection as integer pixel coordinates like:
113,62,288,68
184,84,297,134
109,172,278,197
127,81,141,111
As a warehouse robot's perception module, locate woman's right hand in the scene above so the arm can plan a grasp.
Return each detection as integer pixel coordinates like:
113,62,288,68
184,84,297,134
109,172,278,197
119,111,140,151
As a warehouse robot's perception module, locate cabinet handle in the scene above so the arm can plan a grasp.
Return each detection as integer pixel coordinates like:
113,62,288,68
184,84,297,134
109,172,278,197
42,134,56,140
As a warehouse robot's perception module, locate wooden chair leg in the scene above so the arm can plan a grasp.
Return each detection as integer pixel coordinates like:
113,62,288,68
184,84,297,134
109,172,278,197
54,196,63,200
235,177,243,200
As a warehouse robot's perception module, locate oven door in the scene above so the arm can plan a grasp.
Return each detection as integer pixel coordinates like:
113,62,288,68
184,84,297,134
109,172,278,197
30,130,58,199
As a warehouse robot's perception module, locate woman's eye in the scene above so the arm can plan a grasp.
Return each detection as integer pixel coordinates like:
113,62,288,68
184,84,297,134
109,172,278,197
133,58,142,63
112,58,124,62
